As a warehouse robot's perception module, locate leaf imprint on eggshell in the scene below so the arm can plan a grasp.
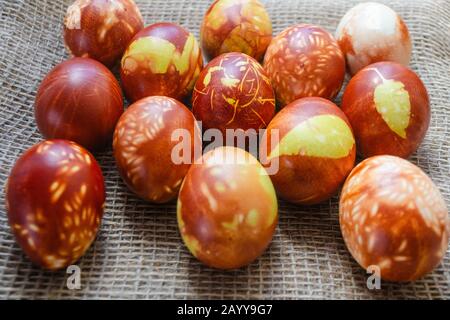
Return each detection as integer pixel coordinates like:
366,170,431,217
122,35,198,75
374,79,411,139
268,115,355,159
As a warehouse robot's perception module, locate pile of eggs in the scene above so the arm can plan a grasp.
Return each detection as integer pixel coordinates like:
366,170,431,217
5,0,449,282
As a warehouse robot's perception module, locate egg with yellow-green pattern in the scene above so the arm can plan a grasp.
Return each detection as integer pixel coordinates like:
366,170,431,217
200,0,273,61
260,97,356,205
341,62,430,159
192,52,275,135
120,22,204,103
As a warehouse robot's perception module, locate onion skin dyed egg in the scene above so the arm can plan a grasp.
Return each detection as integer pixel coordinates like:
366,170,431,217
5,140,105,270
200,0,273,61
336,2,412,75
64,0,144,67
260,97,356,205
192,52,275,134
340,156,449,282
341,62,430,159
113,96,201,203
35,58,124,151
120,23,204,103
178,146,278,269
263,24,345,107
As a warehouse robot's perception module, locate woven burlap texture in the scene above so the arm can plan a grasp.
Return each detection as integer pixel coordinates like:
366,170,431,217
0,0,449,299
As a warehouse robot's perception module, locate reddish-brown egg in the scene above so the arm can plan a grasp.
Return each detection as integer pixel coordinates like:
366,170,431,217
341,62,430,159
120,23,204,103
340,156,449,282
64,0,144,67
192,52,275,134
260,97,356,205
5,140,105,270
178,146,278,269
336,2,412,75
35,58,124,151
200,0,273,61
263,24,345,107
113,96,201,203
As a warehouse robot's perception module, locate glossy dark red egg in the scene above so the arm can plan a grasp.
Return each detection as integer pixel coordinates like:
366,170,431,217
64,0,144,67
5,140,105,270
120,22,204,103
35,57,124,151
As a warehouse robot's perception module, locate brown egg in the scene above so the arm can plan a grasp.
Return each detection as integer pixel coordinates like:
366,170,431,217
178,146,278,269
5,140,105,270
260,97,356,205
341,62,430,159
120,22,204,103
64,0,144,67
336,2,412,75
200,0,273,61
192,52,275,134
340,156,449,282
113,96,201,203
35,58,124,151
264,24,345,107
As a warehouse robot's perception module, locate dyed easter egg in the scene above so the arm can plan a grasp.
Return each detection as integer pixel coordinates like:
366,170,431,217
113,96,201,203
178,146,278,269
120,23,204,103
6,140,105,270
341,62,430,159
192,52,275,134
35,58,124,151
201,0,272,61
260,97,356,205
340,156,449,282
336,2,412,75
264,24,345,107
64,0,144,67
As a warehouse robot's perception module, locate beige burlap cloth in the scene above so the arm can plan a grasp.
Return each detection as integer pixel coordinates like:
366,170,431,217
0,0,449,299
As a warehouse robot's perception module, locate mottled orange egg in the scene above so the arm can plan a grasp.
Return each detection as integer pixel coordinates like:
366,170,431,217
6,140,105,270
120,22,204,103
340,156,449,282
113,96,201,203
201,0,273,61
192,52,275,134
264,24,345,107
178,146,278,269
64,0,144,67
